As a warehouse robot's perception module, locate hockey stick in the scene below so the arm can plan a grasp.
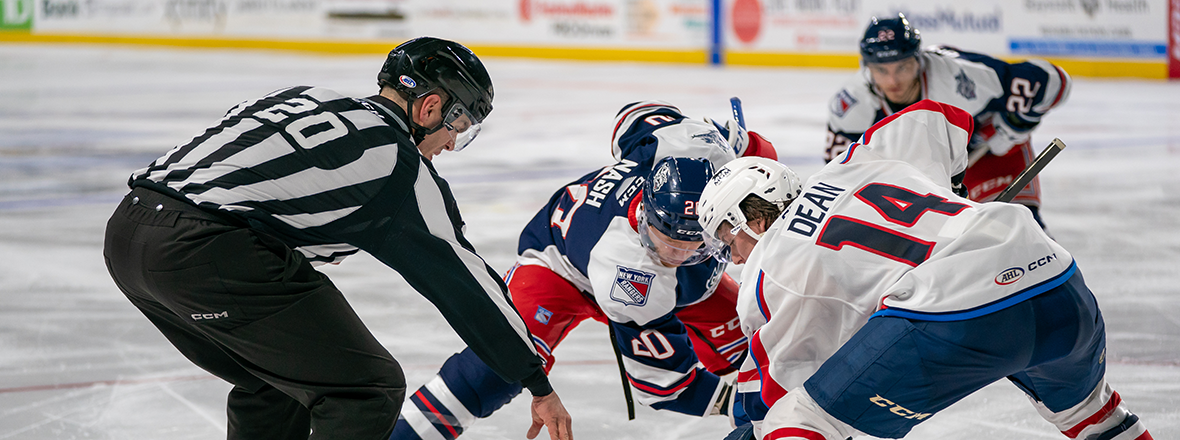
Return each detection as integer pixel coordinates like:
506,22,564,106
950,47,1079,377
966,144,990,167
607,324,636,420
730,97,746,130
994,138,1066,203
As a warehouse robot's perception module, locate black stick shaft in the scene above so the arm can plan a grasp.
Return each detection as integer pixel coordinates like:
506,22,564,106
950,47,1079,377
995,138,1067,203
607,324,636,420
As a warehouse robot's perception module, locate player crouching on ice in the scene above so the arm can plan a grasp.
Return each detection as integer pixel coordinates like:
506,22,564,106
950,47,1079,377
391,101,777,440
698,100,1153,440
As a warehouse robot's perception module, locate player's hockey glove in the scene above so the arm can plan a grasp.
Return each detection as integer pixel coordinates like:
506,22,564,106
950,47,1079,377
971,111,1034,157
710,381,737,417
705,117,778,160
951,171,968,198
710,377,751,428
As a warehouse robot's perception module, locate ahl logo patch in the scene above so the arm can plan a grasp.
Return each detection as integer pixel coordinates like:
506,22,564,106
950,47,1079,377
831,89,858,117
995,267,1024,285
399,75,417,88
610,266,656,306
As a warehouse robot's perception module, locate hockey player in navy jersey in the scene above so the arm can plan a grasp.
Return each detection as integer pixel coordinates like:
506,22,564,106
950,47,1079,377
700,100,1153,440
825,13,1071,229
391,101,777,440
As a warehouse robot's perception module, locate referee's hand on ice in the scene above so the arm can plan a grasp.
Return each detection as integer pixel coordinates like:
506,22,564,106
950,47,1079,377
529,392,573,440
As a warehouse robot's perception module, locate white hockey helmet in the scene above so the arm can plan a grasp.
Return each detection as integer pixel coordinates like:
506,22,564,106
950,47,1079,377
699,157,802,260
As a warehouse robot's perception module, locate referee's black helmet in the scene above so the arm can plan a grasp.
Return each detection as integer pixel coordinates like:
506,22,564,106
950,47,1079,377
378,37,494,124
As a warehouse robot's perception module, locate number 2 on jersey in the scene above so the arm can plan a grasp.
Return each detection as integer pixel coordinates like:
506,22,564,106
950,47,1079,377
816,183,968,266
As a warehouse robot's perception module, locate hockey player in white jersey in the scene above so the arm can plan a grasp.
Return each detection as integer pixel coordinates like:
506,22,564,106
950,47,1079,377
389,101,778,440
700,100,1153,440
825,13,1071,229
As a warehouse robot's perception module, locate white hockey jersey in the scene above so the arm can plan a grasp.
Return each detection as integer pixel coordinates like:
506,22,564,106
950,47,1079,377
740,100,1074,417
826,46,1071,161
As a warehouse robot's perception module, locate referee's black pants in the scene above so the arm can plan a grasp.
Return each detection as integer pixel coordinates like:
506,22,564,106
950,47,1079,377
103,187,405,440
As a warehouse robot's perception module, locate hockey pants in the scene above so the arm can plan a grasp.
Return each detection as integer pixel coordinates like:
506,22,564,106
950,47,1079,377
966,139,1050,231
759,268,1152,440
104,187,405,440
964,139,1041,206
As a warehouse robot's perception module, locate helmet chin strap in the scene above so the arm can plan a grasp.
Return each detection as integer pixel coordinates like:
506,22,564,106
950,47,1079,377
405,95,447,145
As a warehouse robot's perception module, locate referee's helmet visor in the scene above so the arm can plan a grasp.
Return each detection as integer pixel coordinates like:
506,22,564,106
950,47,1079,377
443,102,481,151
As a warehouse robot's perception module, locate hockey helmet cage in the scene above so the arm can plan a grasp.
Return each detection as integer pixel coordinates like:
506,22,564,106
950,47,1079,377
638,156,718,267
859,13,921,64
378,37,494,150
699,157,802,260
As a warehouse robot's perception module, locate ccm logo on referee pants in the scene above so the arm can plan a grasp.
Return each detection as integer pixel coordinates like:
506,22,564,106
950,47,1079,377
192,311,229,320
870,395,931,420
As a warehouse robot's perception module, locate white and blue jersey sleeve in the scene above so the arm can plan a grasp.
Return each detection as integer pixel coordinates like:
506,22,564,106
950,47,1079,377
825,47,1070,160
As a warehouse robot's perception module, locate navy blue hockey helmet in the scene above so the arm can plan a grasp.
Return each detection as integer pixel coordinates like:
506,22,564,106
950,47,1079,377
859,13,921,64
378,37,493,150
639,156,718,266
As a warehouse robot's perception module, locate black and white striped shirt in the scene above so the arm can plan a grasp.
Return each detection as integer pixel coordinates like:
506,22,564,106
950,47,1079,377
130,86,551,394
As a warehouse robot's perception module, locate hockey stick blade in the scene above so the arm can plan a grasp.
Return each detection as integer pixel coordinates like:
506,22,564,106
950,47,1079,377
730,97,746,130
994,138,1066,203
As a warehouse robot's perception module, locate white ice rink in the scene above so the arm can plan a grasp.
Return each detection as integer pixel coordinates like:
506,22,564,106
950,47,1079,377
1,44,1178,439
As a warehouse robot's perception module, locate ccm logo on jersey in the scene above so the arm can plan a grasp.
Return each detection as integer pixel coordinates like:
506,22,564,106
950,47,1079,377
192,311,229,320
995,267,1024,285
1027,253,1058,271
870,395,931,421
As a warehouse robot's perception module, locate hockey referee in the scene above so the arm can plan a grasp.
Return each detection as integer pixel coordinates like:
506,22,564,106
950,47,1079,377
102,37,573,440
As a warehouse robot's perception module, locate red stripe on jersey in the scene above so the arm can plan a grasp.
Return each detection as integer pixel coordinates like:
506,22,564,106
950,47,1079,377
504,263,520,283
838,142,860,164
756,270,772,321
627,190,643,232
414,389,460,439
737,368,761,383
862,100,974,145
1050,64,1069,109
1062,391,1122,439
750,330,788,406
628,368,698,396
765,427,827,440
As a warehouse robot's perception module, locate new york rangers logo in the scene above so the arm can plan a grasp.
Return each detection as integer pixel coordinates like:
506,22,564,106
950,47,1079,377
610,266,656,306
534,306,553,324
831,90,858,117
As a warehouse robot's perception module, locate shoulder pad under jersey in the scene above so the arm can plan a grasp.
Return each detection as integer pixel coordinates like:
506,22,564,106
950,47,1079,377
918,48,1005,116
611,101,736,166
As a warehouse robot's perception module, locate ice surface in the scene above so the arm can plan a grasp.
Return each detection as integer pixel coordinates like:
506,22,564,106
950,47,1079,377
1,45,1177,439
